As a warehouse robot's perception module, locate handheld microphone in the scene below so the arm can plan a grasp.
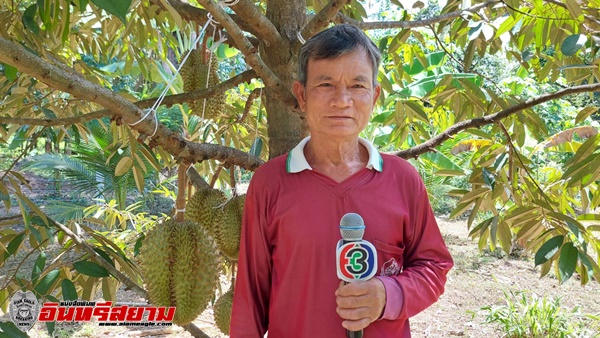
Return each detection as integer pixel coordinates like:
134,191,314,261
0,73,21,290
336,213,377,338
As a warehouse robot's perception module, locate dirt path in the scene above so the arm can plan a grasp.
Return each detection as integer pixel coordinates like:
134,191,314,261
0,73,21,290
3,218,600,337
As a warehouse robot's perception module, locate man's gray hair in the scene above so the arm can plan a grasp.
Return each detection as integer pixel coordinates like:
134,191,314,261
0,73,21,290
297,24,381,86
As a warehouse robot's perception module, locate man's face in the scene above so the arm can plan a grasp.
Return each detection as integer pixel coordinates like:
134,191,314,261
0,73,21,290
293,49,381,140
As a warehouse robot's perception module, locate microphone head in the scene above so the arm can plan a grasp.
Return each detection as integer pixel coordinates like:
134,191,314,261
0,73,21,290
340,213,365,241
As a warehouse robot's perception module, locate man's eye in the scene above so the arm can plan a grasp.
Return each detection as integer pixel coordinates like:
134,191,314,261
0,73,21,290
319,83,332,87
352,84,367,88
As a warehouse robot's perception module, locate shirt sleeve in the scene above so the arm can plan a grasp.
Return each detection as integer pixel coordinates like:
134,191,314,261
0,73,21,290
230,178,272,337
377,185,454,321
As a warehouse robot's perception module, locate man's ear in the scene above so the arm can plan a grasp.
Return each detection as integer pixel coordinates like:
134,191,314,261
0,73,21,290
373,84,381,105
293,81,306,112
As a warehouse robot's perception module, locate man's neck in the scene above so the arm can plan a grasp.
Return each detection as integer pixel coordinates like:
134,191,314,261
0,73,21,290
304,135,369,182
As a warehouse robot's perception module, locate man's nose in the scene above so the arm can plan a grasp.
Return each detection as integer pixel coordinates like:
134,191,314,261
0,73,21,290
330,87,352,107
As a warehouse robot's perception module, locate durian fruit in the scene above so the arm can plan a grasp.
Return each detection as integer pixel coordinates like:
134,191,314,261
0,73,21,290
139,219,220,326
213,286,234,335
180,49,225,119
215,194,245,261
185,188,227,238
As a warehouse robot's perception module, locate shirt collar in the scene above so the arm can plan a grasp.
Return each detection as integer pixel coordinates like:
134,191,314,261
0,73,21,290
286,136,383,173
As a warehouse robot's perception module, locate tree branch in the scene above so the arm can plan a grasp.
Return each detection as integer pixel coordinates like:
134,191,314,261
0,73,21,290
0,214,22,222
229,0,282,46
335,0,500,30
0,36,264,171
237,87,265,124
149,0,260,47
0,70,256,127
394,82,600,159
301,0,351,40
195,0,299,109
186,165,210,190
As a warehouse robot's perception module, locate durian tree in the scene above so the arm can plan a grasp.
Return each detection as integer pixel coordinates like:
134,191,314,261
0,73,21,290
1,0,600,336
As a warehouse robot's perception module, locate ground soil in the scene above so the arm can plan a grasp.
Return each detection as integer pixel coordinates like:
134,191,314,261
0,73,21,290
2,216,599,338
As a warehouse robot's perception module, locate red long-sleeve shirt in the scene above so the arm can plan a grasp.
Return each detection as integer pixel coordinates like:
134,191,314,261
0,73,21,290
231,138,453,337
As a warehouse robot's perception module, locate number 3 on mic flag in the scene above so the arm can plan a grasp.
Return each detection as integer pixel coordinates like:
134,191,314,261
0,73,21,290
336,241,377,282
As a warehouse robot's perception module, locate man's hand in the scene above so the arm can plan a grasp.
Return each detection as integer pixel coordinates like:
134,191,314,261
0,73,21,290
335,278,386,331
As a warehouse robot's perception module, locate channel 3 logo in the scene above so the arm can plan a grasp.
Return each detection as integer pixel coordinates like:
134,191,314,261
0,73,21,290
336,241,377,282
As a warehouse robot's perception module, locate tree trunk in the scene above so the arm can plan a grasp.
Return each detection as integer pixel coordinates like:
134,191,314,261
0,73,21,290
263,0,308,159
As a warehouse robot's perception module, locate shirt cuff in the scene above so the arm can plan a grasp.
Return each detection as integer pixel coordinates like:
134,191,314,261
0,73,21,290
375,276,403,321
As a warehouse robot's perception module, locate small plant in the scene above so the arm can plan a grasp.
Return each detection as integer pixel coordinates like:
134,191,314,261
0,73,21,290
482,290,596,338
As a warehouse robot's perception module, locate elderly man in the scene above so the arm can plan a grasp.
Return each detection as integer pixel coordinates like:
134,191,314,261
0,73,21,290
230,24,453,337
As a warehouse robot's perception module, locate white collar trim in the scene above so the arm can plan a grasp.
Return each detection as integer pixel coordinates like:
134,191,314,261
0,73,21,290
286,136,383,173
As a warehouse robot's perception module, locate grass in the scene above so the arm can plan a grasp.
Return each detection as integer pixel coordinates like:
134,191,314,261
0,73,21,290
481,290,600,338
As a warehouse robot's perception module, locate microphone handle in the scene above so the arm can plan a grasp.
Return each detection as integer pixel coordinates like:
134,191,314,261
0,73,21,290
346,329,363,338
342,281,364,338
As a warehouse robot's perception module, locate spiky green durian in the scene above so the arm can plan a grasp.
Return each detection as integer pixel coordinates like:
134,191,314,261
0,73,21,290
213,287,234,335
215,194,245,261
180,50,225,119
185,188,227,238
139,219,221,326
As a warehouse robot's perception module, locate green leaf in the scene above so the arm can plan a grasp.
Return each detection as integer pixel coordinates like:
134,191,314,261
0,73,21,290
534,235,564,266
469,216,494,237
403,51,446,76
3,64,18,81
561,34,588,56
75,0,89,11
61,279,78,300
22,4,40,35
73,260,110,277
134,234,144,257
450,200,474,219
558,242,578,283
482,167,495,190
216,43,239,58
578,251,596,282
93,248,115,267
114,156,133,176
46,321,55,337
497,221,513,254
0,321,29,338
6,233,25,258
35,269,61,296
250,137,263,158
90,0,131,24
489,216,499,246
31,252,47,282
577,213,600,221
41,107,57,119
575,106,598,124
420,151,463,173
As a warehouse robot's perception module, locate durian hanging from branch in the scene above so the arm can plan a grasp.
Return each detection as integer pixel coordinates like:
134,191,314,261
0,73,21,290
138,219,221,326
180,36,226,120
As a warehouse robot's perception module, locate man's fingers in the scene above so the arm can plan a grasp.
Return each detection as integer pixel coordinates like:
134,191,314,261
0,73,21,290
341,317,371,331
336,305,371,321
336,293,369,309
335,281,370,297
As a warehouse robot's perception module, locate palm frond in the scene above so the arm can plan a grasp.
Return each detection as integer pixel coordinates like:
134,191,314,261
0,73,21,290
44,200,88,223
22,154,103,197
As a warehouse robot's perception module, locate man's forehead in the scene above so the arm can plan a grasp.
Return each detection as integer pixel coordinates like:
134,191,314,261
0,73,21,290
306,50,374,77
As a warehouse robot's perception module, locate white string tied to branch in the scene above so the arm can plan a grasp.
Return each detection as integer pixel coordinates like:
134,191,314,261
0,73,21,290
128,0,240,134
